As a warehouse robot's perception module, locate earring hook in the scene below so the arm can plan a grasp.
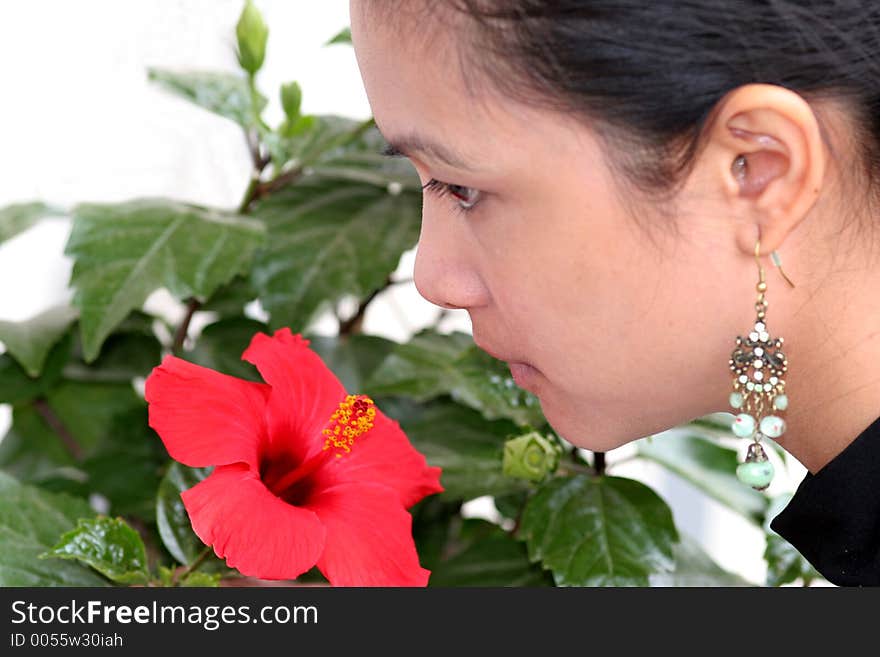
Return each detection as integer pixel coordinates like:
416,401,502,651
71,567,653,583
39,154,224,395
755,240,796,289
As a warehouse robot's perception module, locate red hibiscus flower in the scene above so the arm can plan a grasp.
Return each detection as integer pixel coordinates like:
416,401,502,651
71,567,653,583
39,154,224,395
144,328,443,586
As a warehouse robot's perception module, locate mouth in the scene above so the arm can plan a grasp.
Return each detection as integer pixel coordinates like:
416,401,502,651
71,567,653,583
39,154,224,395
508,362,540,388
473,337,541,390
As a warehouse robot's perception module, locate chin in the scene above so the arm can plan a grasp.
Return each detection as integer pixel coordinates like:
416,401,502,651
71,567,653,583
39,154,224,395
540,401,639,453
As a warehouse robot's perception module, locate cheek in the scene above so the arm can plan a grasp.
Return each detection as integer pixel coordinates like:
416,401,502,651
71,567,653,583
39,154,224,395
490,185,653,372
491,205,741,447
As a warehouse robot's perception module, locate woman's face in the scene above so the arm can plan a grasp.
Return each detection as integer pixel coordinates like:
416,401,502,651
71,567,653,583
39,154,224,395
349,3,758,451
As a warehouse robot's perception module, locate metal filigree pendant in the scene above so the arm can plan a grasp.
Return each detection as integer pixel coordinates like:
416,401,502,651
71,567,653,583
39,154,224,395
727,247,792,491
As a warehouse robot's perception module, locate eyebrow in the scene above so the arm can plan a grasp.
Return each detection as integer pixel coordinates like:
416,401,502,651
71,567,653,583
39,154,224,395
378,132,480,172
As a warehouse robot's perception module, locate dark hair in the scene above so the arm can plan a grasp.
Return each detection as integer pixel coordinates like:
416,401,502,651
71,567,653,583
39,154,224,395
363,0,880,240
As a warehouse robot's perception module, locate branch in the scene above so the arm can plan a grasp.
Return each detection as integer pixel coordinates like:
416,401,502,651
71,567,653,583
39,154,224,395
339,275,393,336
33,398,82,460
592,451,607,476
254,163,304,199
172,297,201,355
433,308,451,329
244,128,266,173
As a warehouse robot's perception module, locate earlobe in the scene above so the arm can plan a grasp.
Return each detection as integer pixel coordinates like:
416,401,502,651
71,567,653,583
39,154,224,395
710,84,827,255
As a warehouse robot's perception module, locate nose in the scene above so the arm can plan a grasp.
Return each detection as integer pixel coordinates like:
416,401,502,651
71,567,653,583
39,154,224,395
411,206,489,311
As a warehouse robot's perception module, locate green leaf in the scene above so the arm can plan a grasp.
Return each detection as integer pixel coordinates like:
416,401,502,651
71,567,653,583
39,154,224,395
763,494,821,586
649,533,753,586
250,174,420,331
66,199,265,361
324,26,352,46
270,116,405,178
0,383,163,518
430,520,553,587
64,311,162,383
636,433,768,523
0,201,65,244
409,496,463,572
147,68,268,128
236,0,268,75
306,332,397,393
398,400,531,501
0,405,82,489
518,475,679,586
186,317,268,382
306,120,420,188
156,463,214,567
76,407,167,520
45,380,145,454
687,413,736,433
278,114,317,141
0,332,71,405
493,490,528,522
181,571,221,587
0,305,79,377
366,329,546,427
43,516,150,585
200,275,258,317
0,471,107,586
688,413,788,462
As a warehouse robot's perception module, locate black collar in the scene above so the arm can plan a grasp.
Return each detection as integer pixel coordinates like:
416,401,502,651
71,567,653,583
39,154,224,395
770,414,880,586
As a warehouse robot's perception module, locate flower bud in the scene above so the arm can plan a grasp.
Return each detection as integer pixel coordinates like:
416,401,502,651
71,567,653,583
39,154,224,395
236,0,269,76
502,431,560,482
280,81,302,120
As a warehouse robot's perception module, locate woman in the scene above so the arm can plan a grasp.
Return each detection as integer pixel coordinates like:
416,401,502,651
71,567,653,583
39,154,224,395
348,1,880,585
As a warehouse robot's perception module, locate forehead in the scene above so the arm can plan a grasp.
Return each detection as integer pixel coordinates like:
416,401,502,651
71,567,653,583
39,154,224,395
351,3,550,170
350,4,488,136
350,0,596,181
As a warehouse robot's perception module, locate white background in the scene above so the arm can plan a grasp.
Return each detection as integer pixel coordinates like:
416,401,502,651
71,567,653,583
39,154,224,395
0,0,813,585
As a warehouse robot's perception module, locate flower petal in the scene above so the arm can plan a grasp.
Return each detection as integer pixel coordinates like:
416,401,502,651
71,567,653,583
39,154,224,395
145,355,269,468
241,328,346,465
182,463,326,580
309,410,443,508
304,482,431,586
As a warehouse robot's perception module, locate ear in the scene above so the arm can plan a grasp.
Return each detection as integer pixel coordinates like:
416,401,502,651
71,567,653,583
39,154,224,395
702,83,827,257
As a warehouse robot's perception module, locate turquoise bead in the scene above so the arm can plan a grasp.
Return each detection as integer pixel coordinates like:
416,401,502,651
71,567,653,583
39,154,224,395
736,460,775,490
773,394,788,411
760,415,786,438
731,413,755,438
729,392,744,409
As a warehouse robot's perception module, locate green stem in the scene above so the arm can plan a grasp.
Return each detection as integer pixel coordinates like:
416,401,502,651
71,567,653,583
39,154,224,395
248,74,271,133
173,546,212,586
557,462,594,477
237,175,261,214
252,116,377,201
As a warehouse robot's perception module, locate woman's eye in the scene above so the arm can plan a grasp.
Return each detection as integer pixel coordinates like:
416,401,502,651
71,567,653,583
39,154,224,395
421,178,482,215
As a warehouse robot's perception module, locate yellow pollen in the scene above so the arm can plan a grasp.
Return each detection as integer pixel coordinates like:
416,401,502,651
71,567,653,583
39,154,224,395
322,394,376,457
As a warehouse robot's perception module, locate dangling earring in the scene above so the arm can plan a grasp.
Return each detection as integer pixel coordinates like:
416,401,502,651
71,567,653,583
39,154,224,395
728,237,796,490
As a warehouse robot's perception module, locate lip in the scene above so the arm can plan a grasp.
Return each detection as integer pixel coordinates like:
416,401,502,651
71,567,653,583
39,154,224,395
508,362,539,389
473,337,540,389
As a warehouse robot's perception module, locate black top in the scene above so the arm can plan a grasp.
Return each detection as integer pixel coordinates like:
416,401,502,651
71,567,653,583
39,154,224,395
770,414,880,586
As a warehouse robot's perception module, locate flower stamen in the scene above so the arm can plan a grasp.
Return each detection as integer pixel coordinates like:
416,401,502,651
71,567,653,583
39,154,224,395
322,394,376,457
